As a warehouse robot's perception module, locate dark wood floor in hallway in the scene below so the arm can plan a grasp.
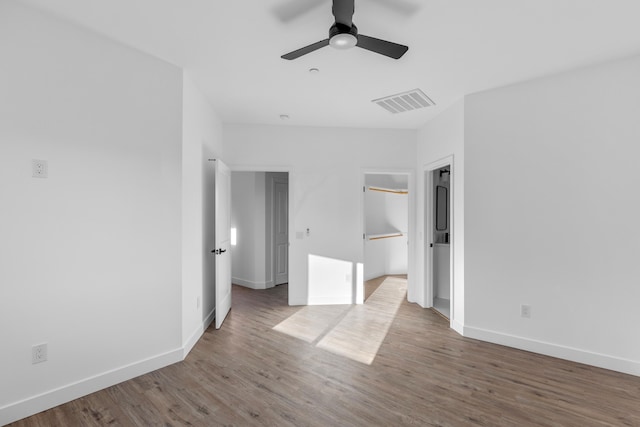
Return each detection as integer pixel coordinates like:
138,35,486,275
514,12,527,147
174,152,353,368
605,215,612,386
11,277,640,426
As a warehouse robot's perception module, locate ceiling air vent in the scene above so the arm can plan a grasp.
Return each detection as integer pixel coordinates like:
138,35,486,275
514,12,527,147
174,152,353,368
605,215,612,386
372,88,435,114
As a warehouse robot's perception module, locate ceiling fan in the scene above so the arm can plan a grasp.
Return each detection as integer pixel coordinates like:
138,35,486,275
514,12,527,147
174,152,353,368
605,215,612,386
281,0,409,60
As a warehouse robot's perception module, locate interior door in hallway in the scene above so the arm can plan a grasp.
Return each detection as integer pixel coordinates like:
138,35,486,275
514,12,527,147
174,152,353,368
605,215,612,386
273,174,289,285
214,159,232,328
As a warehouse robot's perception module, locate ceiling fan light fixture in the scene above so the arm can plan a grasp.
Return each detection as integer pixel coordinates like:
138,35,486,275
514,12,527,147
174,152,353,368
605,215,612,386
330,33,357,49
329,23,358,50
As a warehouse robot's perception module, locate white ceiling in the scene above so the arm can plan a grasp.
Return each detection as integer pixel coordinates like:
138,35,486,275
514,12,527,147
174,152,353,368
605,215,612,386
20,0,640,129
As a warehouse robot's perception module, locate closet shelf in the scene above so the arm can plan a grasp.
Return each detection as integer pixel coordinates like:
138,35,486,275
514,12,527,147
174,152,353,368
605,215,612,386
367,232,404,241
368,186,408,195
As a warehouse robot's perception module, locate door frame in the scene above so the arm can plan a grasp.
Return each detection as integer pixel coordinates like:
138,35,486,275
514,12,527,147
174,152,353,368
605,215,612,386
423,156,454,326
360,168,415,305
230,165,294,306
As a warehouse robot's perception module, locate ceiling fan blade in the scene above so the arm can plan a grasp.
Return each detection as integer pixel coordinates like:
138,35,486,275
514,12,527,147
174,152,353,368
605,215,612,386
272,0,325,23
356,34,408,59
281,39,330,60
332,0,355,27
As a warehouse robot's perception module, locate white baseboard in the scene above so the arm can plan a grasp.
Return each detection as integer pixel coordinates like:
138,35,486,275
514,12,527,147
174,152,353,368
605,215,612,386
364,272,385,282
364,271,407,282
182,308,216,359
0,349,183,426
289,296,306,306
464,325,640,377
3,309,219,426
232,277,267,290
385,270,408,276
451,319,464,335
203,307,215,332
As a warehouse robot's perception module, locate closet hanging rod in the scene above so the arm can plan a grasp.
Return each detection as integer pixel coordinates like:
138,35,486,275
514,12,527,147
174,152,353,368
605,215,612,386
368,233,404,240
368,186,408,195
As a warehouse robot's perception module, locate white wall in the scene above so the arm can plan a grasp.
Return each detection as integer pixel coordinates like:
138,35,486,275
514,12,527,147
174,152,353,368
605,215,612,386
231,172,268,288
181,73,224,355
415,100,465,332
223,125,416,305
464,55,640,375
0,2,184,423
365,174,408,190
363,240,387,280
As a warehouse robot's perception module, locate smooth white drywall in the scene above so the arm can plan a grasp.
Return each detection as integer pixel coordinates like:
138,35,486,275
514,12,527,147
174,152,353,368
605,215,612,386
231,172,268,288
223,125,416,305
464,55,640,375
181,72,224,354
364,190,390,235
365,174,408,189
0,2,183,423
384,233,408,275
415,100,465,331
364,240,387,280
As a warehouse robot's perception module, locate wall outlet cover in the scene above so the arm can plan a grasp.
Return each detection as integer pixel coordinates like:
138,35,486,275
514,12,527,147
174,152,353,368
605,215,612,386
32,159,48,178
32,343,48,364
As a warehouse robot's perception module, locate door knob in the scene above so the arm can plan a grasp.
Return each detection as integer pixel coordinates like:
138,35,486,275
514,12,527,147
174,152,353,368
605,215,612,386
212,248,227,255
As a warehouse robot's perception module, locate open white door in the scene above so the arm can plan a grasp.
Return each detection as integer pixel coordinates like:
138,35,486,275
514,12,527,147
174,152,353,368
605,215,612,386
214,159,231,329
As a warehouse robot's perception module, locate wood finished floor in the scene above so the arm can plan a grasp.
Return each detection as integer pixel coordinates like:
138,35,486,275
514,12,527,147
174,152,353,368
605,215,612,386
10,277,640,426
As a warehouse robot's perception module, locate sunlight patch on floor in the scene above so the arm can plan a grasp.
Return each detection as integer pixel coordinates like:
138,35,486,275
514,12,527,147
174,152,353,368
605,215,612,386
272,304,350,343
273,277,407,364
317,277,406,364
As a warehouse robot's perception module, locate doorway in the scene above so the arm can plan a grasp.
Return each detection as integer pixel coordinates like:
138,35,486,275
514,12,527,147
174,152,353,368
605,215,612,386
362,172,409,301
230,171,289,296
424,158,453,320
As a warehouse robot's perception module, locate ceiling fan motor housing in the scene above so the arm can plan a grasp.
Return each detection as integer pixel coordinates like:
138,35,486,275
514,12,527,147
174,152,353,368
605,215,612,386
329,23,358,49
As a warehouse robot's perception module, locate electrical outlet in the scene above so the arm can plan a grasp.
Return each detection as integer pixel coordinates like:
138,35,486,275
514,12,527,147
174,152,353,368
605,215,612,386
520,304,532,318
32,343,48,364
196,296,201,309
32,159,48,178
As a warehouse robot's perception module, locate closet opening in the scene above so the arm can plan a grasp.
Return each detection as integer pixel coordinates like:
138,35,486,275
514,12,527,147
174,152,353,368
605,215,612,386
362,173,409,302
